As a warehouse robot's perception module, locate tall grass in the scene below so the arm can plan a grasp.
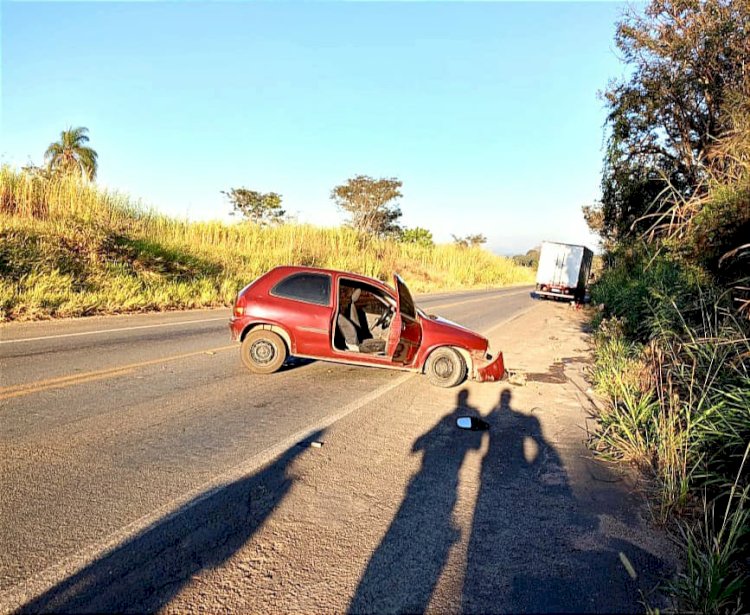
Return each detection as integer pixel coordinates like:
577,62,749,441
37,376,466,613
590,249,750,612
668,449,749,615
0,167,534,320
591,278,749,505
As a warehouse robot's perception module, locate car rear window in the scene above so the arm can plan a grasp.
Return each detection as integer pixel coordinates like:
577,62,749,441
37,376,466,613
271,273,331,306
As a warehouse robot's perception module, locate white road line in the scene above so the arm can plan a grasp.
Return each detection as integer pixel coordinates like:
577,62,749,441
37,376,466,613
482,303,540,337
417,285,532,303
0,317,228,345
424,289,530,311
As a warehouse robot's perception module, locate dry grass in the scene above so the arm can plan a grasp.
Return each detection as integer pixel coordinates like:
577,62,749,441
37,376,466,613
0,167,534,321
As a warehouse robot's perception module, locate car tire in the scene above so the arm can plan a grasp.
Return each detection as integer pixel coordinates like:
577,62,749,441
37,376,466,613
241,329,287,374
425,347,467,388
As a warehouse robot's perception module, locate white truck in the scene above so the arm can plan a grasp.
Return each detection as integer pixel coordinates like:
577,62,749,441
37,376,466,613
535,241,594,302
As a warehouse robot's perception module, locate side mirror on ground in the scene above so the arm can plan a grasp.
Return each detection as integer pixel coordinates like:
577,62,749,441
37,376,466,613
456,416,489,431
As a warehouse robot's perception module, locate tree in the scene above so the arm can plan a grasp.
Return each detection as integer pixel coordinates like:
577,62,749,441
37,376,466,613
512,247,540,268
452,234,487,248
223,188,286,225
330,175,403,236
400,227,434,247
44,126,98,180
589,0,750,243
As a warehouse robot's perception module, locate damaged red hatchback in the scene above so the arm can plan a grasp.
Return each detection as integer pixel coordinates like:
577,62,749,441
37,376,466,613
229,266,504,387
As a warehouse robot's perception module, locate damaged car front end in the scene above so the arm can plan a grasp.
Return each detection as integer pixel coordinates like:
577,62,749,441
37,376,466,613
471,350,505,382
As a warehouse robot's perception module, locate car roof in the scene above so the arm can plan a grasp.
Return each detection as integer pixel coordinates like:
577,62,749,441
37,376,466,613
268,265,394,289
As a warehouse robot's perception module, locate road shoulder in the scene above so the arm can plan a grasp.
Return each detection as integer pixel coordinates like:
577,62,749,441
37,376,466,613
157,301,678,614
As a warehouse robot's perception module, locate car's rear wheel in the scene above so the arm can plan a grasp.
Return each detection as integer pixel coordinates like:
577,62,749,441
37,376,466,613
241,329,287,374
425,347,467,388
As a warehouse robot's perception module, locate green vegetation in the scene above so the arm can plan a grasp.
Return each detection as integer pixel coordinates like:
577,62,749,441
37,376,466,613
451,233,487,248
586,1,750,611
44,126,98,180
330,174,403,236
591,250,750,612
222,187,286,225
512,247,540,269
399,226,434,247
0,167,533,321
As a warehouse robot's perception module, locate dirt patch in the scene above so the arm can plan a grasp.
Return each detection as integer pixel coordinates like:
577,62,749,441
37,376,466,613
521,361,567,384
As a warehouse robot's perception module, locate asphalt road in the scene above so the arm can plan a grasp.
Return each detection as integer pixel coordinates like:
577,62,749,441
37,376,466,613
0,285,534,610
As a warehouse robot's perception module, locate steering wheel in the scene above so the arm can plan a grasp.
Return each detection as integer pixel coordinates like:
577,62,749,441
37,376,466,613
373,306,394,330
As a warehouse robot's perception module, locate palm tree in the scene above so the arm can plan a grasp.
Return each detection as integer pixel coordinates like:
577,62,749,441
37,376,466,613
44,126,98,180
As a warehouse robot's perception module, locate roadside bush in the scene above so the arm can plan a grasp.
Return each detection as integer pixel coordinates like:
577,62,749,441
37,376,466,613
589,252,750,612
591,243,712,341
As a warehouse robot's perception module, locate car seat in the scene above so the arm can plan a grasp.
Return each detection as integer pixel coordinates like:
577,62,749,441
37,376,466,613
337,288,386,354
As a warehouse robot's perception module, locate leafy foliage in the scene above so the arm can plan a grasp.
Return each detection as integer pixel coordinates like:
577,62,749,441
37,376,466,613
512,248,540,268
591,251,750,610
399,226,434,247
330,175,403,236
44,126,98,180
222,188,286,225
587,0,750,245
451,233,487,248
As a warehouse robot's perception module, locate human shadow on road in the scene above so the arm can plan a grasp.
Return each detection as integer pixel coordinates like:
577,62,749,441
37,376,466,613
462,389,668,613
348,389,483,614
20,432,323,614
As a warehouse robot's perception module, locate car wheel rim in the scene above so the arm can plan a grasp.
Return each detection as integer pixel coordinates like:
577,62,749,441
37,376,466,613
250,340,276,364
434,357,454,379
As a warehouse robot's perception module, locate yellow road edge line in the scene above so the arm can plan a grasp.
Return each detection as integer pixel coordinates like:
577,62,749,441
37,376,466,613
0,369,138,402
0,345,236,401
1,290,531,401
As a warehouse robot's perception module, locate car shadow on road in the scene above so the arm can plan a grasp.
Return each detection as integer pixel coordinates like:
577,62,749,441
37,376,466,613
20,431,323,614
279,356,316,372
348,390,484,614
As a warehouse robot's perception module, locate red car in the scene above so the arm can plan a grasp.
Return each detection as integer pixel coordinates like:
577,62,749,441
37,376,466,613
229,266,505,387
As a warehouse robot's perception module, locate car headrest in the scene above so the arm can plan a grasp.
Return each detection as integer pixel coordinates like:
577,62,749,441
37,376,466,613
351,288,362,302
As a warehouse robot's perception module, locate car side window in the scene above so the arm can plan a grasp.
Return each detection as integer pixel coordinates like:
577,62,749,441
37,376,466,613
271,273,331,306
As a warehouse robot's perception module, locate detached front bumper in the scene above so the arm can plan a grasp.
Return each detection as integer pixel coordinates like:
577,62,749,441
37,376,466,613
471,351,505,382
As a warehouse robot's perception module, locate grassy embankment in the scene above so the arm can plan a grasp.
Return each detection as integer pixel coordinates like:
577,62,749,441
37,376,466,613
587,140,750,610
0,167,534,321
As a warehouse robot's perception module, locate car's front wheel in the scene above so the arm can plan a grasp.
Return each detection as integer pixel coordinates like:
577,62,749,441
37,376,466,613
424,347,467,388
241,329,287,374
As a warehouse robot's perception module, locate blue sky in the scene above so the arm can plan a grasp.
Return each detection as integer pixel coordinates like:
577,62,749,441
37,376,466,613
1,1,629,254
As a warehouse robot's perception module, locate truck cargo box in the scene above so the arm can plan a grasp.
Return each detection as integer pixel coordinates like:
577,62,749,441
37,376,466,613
535,241,593,302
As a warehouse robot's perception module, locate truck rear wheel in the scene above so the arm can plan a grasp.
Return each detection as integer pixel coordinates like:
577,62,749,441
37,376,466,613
425,347,467,388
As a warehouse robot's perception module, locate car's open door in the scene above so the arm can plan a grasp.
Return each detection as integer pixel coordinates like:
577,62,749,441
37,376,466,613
386,274,423,364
